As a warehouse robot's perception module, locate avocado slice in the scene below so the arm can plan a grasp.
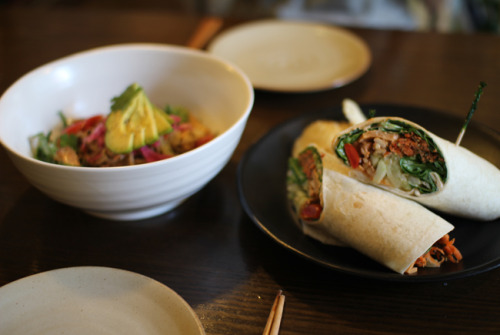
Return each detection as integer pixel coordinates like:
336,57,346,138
153,106,173,136
105,83,172,154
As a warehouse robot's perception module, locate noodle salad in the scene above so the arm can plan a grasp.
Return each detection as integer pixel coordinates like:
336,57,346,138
30,84,215,167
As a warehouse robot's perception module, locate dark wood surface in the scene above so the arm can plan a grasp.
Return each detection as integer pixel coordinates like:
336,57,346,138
1,7,500,335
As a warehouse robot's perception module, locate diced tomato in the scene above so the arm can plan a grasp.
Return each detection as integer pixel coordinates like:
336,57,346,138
300,203,322,220
344,143,360,168
63,115,104,134
82,115,104,131
63,120,85,134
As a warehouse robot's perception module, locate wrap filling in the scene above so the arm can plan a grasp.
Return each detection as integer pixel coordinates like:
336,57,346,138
287,146,323,221
406,234,462,274
335,119,447,196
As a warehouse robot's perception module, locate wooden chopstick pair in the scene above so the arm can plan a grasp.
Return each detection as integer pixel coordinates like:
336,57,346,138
263,290,285,335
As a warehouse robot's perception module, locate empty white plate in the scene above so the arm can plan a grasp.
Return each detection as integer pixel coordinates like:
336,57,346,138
0,266,205,335
208,20,371,92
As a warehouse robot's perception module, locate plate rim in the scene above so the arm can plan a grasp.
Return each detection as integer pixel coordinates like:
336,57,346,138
237,103,500,282
207,19,372,93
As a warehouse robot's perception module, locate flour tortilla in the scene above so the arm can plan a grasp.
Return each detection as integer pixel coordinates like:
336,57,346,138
292,120,350,158
332,117,500,221
297,147,454,274
414,136,500,220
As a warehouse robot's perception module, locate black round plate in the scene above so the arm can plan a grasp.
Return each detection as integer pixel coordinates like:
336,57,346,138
237,104,500,281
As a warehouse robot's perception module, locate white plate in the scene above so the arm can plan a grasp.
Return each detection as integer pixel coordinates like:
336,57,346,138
0,267,205,335
208,20,371,92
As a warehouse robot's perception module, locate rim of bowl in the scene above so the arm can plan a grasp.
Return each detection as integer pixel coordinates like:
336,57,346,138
0,43,255,172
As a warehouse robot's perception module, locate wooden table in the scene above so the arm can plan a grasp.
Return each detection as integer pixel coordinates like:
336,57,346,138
1,7,500,334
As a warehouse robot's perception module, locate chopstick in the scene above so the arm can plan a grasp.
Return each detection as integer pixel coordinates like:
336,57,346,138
263,290,285,335
186,16,223,49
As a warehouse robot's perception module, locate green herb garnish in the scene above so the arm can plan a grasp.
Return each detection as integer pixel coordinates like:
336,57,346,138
455,81,487,145
165,105,190,123
30,132,57,163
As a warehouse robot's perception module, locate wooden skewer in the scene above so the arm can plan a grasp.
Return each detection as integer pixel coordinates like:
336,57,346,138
186,16,223,49
263,290,285,335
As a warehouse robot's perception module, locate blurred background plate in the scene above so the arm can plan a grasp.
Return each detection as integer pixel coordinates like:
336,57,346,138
208,20,371,92
0,266,205,335
237,104,500,281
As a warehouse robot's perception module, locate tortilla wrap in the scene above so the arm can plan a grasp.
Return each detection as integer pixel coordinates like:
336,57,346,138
292,120,350,157
293,146,454,274
331,117,500,221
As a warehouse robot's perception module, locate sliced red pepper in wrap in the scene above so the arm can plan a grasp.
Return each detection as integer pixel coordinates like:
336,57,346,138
332,116,500,221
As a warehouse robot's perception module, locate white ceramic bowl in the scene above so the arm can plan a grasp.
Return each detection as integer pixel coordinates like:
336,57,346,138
0,44,254,220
